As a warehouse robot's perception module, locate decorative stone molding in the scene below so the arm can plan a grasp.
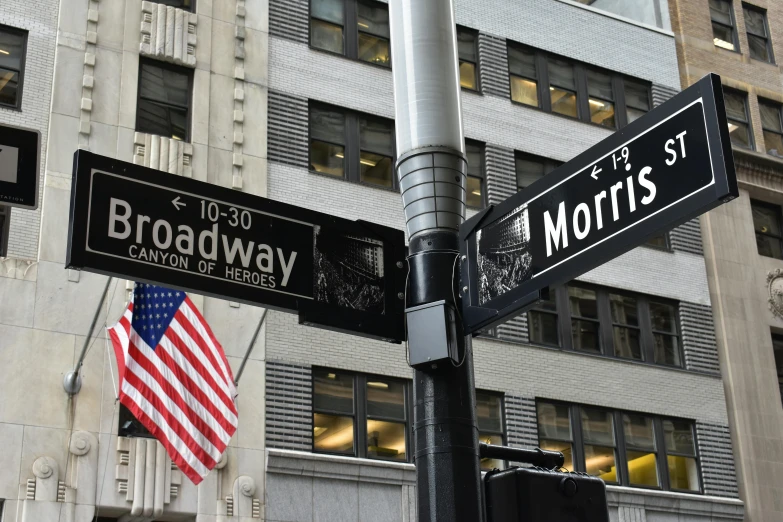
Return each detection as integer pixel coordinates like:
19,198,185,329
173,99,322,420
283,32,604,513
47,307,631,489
133,132,193,177
734,148,783,192
219,475,262,520
79,1,101,142
0,257,38,281
140,1,197,67
231,1,247,190
115,437,182,519
768,269,783,320
20,456,66,522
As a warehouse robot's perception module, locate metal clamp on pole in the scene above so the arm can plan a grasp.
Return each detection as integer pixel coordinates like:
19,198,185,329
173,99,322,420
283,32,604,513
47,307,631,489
479,443,565,469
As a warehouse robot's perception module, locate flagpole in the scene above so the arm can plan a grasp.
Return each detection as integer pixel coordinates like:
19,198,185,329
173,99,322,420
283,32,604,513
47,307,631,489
234,308,267,385
63,276,113,395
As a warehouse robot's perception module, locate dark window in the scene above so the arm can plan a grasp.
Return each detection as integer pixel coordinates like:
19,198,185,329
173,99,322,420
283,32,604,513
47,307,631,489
743,4,774,63
477,391,505,470
723,90,753,149
710,0,738,51
759,100,783,158
313,369,411,462
645,232,669,249
751,199,783,259
0,205,9,256
515,151,560,190
309,102,396,189
771,333,783,405
466,140,485,208
118,404,154,438
152,0,194,10
537,401,701,492
0,25,27,109
529,284,683,368
136,59,192,141
458,27,479,91
310,0,390,67
507,42,651,128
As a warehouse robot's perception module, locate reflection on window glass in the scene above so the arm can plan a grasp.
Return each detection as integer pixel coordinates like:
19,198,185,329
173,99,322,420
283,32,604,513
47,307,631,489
314,413,355,454
136,61,191,140
466,176,482,207
624,414,659,486
508,45,538,107
310,141,345,177
367,379,405,418
760,101,783,158
458,28,478,90
537,402,573,471
359,116,394,186
724,91,752,148
466,142,484,208
357,0,390,66
611,294,641,360
582,408,616,482
650,302,681,366
744,6,772,63
549,58,578,118
477,392,505,470
588,69,615,128
310,106,346,177
314,370,354,413
570,287,600,353
574,0,671,30
0,28,25,108
752,201,783,259
710,0,736,51
529,291,559,346
367,419,406,460
311,19,344,54
668,455,699,490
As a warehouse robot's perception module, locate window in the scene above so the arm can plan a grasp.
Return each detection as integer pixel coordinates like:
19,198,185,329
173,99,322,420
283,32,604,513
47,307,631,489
723,90,752,149
0,26,27,109
743,4,774,63
477,391,505,470
313,369,411,461
466,141,485,208
310,0,390,67
751,199,783,259
118,404,153,438
309,103,396,189
710,0,738,51
572,0,671,30
645,232,669,249
771,333,783,405
507,43,651,129
136,59,192,141
528,284,683,368
152,0,194,9
760,100,783,158
0,205,9,257
537,401,701,492
458,27,479,91
515,152,560,190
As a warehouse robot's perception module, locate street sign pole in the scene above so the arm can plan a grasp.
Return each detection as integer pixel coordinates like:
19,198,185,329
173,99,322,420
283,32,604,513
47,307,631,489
389,1,482,521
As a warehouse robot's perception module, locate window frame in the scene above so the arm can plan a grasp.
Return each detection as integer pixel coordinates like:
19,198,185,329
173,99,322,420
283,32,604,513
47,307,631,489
0,24,28,111
457,25,480,93
750,199,783,260
742,3,774,64
0,205,10,257
759,99,783,158
505,42,650,130
308,101,398,190
723,88,754,150
118,403,154,438
514,151,561,191
536,400,702,494
710,0,740,53
312,368,413,463
465,139,486,209
135,57,194,142
308,0,391,68
476,390,506,470
527,284,684,369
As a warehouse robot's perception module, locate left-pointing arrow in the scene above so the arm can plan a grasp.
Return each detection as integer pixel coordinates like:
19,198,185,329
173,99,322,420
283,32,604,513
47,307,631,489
172,196,186,211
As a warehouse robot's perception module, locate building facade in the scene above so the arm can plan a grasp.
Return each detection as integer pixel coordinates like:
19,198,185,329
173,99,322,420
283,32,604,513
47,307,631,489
669,0,783,520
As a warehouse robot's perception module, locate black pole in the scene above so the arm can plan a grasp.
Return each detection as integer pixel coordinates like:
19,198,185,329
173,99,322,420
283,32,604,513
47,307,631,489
408,232,482,522
478,443,565,469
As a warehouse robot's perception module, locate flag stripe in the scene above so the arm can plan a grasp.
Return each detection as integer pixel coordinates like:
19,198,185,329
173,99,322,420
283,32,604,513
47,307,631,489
181,299,237,395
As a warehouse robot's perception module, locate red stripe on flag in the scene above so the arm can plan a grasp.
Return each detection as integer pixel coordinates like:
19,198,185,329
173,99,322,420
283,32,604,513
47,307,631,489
183,297,236,388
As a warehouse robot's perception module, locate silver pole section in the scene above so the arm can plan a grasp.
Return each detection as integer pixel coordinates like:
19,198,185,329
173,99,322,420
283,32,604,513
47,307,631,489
63,276,113,395
234,308,267,385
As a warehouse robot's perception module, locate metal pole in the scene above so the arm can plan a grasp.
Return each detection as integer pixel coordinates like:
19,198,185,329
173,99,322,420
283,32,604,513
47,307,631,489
63,276,113,395
234,308,267,385
389,1,482,520
478,443,565,469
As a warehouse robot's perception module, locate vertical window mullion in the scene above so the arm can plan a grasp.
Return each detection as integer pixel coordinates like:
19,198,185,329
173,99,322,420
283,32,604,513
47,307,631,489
356,374,367,458
613,411,629,486
574,64,590,123
597,289,615,358
345,0,358,59
654,418,671,490
614,76,629,128
570,405,586,473
537,53,551,112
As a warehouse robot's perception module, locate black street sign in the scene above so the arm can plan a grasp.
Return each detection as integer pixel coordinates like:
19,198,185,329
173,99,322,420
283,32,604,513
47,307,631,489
66,151,406,342
0,124,40,210
460,73,738,334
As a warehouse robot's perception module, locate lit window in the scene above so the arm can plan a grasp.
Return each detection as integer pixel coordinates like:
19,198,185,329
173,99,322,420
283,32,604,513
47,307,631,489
587,69,615,128
581,407,618,483
743,4,774,63
357,0,390,66
136,59,192,141
310,0,390,67
508,44,539,108
710,0,738,51
623,414,659,487
477,391,505,470
466,141,485,208
458,27,479,91
0,25,27,109
751,199,783,259
663,419,700,491
536,401,574,470
548,57,578,119
723,90,753,149
759,100,783,158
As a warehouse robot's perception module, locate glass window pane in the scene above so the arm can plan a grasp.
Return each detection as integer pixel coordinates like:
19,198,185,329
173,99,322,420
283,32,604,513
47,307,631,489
748,34,770,62
764,131,783,158
613,327,642,360
744,7,767,37
589,98,615,128
358,33,390,66
535,292,558,312
313,370,354,413
709,0,733,25
650,302,677,332
551,88,578,118
760,103,783,132
581,408,615,446
476,393,503,432
627,107,646,123
668,455,699,490
712,23,736,51
359,116,393,155
654,333,681,366
753,203,782,235
314,413,354,454
136,99,188,140
460,62,477,90
0,68,19,106
357,0,390,38
516,154,545,189
572,319,600,353
756,233,783,259
539,439,573,471
311,106,345,144
510,76,539,107
623,414,656,449
479,433,504,470
310,140,345,177
466,142,484,178
360,152,393,187
663,419,695,455
724,92,748,121
367,419,406,460
624,80,651,111
311,0,344,24
537,402,571,440
529,311,559,346
508,46,536,78
627,450,660,487
0,30,24,71
467,176,483,207
139,63,189,107
588,70,613,100
367,379,405,419
728,120,751,148
548,57,575,90
584,445,617,482
646,233,668,248
569,287,598,319
610,294,638,325
311,19,344,54
457,30,477,63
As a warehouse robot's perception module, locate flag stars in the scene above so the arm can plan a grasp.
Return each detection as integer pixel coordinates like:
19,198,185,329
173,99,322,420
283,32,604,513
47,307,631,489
168,292,172,297
156,313,160,319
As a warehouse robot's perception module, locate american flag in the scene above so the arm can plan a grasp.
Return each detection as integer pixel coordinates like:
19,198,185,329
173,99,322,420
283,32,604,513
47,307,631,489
108,283,238,484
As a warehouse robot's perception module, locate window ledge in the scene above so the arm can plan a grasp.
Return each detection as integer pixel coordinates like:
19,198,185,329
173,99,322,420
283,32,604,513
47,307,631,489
606,485,743,517
308,169,400,194
307,44,393,72
266,448,416,485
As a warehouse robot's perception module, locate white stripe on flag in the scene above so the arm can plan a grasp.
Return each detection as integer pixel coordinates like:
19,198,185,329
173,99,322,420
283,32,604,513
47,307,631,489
180,301,236,396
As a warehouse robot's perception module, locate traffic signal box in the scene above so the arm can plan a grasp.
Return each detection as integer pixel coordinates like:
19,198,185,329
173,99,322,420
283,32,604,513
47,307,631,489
483,467,609,522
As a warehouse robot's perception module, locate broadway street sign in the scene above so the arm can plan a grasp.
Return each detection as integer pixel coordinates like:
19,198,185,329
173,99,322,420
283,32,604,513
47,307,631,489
66,151,406,342
0,123,40,210
460,73,738,334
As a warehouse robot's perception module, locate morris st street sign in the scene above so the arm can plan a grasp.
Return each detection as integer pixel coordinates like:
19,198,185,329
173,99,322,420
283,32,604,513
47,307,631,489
460,74,738,334
66,151,406,342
